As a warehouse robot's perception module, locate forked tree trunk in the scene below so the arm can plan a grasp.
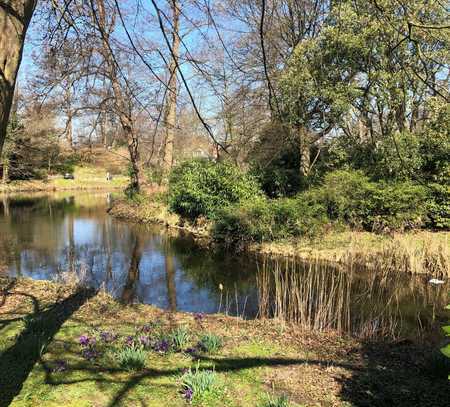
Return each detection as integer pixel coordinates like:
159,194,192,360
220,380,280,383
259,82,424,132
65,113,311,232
0,1,37,157
162,0,180,183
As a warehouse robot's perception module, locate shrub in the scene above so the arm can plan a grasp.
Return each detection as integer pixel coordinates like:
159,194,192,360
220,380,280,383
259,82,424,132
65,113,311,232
367,181,428,231
168,159,261,220
114,345,147,371
213,195,328,247
317,170,375,227
426,183,450,230
197,333,223,353
318,170,429,231
181,365,218,402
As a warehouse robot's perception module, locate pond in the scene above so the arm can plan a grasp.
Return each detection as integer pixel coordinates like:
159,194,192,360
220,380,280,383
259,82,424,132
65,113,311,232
0,191,448,341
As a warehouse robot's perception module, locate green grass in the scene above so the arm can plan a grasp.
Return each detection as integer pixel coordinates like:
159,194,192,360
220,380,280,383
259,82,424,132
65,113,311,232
0,165,128,193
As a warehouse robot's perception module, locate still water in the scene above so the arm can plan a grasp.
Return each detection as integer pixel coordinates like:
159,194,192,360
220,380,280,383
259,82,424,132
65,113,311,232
0,192,448,339
0,192,259,317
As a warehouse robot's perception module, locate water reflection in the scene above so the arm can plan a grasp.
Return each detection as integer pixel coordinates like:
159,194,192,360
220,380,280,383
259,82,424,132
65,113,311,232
0,192,448,340
0,192,259,317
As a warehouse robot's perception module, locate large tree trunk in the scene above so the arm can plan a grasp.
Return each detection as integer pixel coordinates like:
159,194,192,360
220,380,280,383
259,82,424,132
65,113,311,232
161,0,180,183
0,1,37,157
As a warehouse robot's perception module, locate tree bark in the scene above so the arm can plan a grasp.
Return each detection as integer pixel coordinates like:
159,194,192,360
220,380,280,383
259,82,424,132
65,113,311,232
162,0,180,183
298,126,311,178
0,1,36,157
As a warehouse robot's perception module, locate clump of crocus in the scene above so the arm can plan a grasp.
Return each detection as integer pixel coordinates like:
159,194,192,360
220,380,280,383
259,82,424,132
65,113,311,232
139,335,151,348
183,388,193,402
124,335,135,347
100,331,118,343
79,335,90,347
153,339,170,353
52,360,67,373
194,313,205,323
79,334,100,361
81,348,100,361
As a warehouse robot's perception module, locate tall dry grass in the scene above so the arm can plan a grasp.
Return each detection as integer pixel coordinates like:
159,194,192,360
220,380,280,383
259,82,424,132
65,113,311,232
256,247,449,340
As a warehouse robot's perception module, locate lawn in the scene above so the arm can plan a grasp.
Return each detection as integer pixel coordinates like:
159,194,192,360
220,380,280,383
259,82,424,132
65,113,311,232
0,278,448,407
0,166,128,193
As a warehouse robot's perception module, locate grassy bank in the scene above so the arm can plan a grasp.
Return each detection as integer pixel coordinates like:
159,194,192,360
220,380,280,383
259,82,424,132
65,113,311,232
0,277,448,406
0,166,128,193
109,198,450,276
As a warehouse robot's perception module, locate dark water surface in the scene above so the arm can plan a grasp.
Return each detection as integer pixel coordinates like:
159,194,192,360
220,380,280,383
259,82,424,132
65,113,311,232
0,192,448,340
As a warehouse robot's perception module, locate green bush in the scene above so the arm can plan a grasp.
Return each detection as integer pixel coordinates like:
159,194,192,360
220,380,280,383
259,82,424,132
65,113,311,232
317,170,428,231
367,181,428,231
213,194,328,246
317,170,375,227
426,184,450,230
168,159,261,220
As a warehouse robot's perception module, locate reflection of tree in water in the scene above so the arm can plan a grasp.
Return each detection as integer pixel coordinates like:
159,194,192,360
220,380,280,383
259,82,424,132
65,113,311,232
166,236,260,316
121,235,143,304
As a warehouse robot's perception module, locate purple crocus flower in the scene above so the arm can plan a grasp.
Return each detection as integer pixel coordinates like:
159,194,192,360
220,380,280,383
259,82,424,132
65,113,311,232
154,339,170,353
141,324,152,333
139,336,150,348
194,313,204,322
81,348,99,361
183,388,193,402
79,335,90,346
53,360,67,372
125,335,135,347
100,331,117,343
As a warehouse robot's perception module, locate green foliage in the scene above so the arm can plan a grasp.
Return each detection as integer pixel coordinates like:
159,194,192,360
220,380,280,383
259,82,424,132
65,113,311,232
168,159,261,220
426,184,450,230
170,327,190,351
114,345,147,371
198,333,223,354
180,365,218,402
317,170,428,231
259,394,290,407
213,194,328,246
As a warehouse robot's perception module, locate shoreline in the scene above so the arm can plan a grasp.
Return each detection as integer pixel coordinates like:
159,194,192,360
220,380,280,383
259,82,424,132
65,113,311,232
108,199,450,276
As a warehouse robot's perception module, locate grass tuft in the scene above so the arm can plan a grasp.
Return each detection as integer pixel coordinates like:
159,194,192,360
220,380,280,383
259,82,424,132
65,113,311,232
259,394,290,407
114,345,147,371
198,333,223,354
180,364,218,402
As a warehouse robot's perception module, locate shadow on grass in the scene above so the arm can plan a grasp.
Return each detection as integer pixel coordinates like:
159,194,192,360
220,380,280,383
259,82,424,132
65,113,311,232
38,344,450,407
38,352,362,407
0,287,96,407
337,340,450,407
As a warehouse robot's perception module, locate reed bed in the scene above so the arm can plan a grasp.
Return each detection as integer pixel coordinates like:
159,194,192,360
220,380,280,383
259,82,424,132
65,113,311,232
256,250,449,340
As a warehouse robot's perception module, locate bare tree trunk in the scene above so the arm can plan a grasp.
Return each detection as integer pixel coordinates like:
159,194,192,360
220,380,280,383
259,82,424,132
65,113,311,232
299,126,311,178
0,1,37,157
95,0,140,192
162,0,180,183
64,86,73,148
